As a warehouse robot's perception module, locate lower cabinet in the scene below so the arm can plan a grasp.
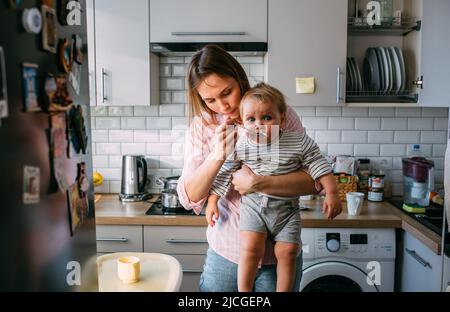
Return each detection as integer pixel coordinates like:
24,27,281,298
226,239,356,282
96,225,143,253
143,226,208,292
400,231,442,292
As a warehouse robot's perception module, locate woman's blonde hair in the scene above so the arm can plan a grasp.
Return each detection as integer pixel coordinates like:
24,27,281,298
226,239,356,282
240,82,287,116
187,45,250,120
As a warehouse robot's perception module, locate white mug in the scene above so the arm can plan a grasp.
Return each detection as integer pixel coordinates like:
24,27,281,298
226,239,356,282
346,192,364,216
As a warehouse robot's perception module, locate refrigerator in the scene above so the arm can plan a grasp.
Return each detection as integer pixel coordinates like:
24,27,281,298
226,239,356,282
0,0,97,291
443,117,450,291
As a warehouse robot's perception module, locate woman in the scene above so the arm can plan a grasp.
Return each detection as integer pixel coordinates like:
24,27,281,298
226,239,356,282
177,45,341,292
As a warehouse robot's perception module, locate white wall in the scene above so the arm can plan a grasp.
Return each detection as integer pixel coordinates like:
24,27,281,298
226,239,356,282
90,55,448,196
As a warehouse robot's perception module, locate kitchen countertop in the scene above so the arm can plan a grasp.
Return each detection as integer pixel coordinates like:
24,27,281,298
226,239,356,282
95,194,442,255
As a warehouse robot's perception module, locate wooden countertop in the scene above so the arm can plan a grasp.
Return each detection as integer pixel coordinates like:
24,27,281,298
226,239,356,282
95,194,442,255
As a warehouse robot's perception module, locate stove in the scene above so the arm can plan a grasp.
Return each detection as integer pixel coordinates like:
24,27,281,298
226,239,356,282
388,199,450,257
145,196,202,215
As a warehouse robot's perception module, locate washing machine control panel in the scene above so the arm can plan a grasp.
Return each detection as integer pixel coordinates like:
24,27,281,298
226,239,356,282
301,228,396,260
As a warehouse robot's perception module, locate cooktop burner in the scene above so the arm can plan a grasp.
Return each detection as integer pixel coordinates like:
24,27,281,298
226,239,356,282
145,197,199,216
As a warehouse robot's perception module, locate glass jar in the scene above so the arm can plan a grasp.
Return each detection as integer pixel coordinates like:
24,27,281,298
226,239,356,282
368,170,385,202
357,159,371,198
379,0,393,25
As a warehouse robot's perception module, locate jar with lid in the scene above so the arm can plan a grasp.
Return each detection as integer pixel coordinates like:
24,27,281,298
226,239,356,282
357,159,371,198
368,169,385,202
379,0,393,25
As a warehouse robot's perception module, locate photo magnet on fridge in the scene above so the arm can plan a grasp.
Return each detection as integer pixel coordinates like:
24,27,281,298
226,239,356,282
22,63,41,112
23,166,40,204
43,73,73,112
0,47,8,119
58,38,73,73
68,62,81,95
8,0,23,9
72,34,84,65
41,5,57,53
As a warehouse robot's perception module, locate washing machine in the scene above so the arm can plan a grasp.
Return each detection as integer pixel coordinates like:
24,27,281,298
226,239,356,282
300,228,396,292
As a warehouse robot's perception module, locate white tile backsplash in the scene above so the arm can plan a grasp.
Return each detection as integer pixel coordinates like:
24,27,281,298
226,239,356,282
381,118,407,130
367,131,394,144
355,118,381,130
90,55,449,194
121,117,146,130
342,131,368,143
328,118,355,130
108,130,134,143
408,118,434,130
394,131,420,143
315,131,341,143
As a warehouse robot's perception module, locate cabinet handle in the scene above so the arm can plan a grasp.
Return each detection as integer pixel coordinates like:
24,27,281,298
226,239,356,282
102,68,108,103
171,32,246,36
96,237,129,242
405,248,432,268
166,239,208,244
336,66,344,104
182,269,203,273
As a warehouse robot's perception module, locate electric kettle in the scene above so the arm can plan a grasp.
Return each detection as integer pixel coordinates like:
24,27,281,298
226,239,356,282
119,155,148,202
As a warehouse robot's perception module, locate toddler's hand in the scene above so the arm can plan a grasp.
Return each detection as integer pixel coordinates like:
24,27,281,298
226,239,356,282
322,193,342,220
206,202,219,227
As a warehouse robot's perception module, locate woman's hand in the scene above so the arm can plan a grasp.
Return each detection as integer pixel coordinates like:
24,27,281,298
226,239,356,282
322,193,343,220
232,165,260,195
212,120,238,160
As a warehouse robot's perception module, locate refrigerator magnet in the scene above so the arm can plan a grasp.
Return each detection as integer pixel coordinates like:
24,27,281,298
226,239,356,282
42,0,54,7
76,162,90,218
72,34,84,65
58,38,73,73
8,0,23,9
67,182,81,236
22,8,43,34
58,0,71,25
44,74,73,112
41,5,57,53
22,63,41,113
0,47,8,119
68,62,81,95
67,105,88,155
23,166,40,204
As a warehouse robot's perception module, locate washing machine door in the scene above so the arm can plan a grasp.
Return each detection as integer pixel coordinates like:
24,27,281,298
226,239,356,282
300,262,378,292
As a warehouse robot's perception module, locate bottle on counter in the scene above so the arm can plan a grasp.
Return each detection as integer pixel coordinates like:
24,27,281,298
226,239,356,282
357,158,371,198
368,169,386,202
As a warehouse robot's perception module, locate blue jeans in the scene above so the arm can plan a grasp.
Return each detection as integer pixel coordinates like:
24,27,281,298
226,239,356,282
199,248,303,292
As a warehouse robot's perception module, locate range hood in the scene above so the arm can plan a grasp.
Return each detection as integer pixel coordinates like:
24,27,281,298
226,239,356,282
150,42,268,57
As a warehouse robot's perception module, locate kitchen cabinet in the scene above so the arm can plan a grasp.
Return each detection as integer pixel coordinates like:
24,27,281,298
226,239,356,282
143,226,207,292
93,0,152,106
346,0,450,107
400,230,442,292
266,0,348,106
96,225,144,253
417,0,450,107
149,0,267,43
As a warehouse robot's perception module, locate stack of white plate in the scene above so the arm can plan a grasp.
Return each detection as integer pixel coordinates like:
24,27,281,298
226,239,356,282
361,46,406,95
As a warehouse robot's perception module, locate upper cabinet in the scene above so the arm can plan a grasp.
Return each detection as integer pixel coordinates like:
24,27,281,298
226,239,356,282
149,0,268,43
346,0,450,107
267,0,449,107
266,0,348,106
418,0,450,107
93,0,151,106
